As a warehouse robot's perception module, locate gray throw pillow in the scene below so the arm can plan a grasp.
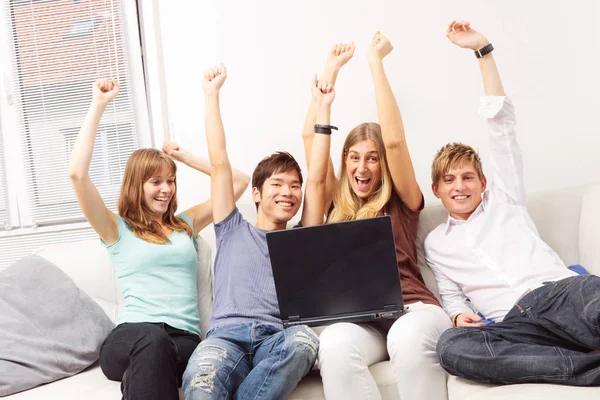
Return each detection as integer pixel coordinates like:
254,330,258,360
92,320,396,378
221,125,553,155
0,254,115,396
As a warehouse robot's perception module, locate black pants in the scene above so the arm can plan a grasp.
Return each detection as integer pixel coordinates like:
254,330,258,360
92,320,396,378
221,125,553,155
100,322,201,400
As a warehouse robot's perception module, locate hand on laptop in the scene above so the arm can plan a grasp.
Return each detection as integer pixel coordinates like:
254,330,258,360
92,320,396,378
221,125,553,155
455,312,486,327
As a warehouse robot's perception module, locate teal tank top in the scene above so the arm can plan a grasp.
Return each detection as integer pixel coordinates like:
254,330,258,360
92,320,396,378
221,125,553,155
103,213,200,335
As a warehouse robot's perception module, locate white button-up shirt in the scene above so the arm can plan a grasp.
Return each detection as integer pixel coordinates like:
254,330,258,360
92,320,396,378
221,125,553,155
424,96,575,322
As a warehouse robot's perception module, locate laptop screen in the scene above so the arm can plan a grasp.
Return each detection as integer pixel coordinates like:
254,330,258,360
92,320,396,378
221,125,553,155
266,216,404,323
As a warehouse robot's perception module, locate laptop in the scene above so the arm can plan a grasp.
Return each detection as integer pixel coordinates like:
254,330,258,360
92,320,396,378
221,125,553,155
266,215,404,328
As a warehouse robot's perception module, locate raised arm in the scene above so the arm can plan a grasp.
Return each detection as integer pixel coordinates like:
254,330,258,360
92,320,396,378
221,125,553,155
203,64,234,224
368,32,422,211
162,141,250,233
447,21,524,205
301,75,335,226
301,42,355,210
446,20,504,96
68,79,119,244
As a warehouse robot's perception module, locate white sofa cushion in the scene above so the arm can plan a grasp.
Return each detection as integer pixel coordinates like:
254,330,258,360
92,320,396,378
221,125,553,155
448,375,600,400
4,364,121,400
36,240,122,322
196,234,214,338
579,183,600,276
525,185,589,266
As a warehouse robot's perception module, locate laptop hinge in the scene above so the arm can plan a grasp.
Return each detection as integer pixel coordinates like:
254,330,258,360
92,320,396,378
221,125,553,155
288,315,300,322
384,304,397,312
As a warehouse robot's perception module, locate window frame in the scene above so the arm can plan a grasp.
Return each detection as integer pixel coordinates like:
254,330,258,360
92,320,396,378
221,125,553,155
0,0,152,236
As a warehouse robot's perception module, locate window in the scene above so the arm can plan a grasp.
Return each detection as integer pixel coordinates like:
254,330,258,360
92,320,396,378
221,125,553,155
0,131,7,228
0,0,150,268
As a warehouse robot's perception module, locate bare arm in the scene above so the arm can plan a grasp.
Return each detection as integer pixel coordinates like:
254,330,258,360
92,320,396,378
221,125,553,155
68,79,119,244
163,141,250,233
302,43,355,211
302,76,335,226
368,32,422,211
446,20,505,96
202,64,234,224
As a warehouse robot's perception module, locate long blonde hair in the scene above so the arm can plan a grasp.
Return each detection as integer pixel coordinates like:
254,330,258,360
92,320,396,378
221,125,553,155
118,149,192,244
328,123,393,222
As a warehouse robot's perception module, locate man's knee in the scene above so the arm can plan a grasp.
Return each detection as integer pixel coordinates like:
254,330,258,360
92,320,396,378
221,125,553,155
436,328,471,368
185,361,219,396
183,341,230,396
286,325,319,365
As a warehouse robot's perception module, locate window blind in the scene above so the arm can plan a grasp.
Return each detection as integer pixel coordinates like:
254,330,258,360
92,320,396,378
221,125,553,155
4,0,139,227
0,132,7,228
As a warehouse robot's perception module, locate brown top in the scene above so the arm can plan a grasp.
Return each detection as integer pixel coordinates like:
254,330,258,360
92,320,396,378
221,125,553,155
384,191,441,308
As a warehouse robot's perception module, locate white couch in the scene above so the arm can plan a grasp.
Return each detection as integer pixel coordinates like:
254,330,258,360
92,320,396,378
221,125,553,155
6,183,600,400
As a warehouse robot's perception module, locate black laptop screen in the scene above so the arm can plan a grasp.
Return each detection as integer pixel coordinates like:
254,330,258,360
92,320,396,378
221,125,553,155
266,216,404,322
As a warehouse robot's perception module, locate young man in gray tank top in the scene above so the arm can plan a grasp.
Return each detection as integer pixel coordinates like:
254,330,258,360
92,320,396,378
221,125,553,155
182,64,323,399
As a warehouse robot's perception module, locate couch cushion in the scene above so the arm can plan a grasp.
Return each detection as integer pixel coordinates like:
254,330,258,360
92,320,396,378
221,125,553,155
0,255,114,396
3,363,184,400
579,183,600,276
3,364,120,400
196,235,214,339
448,375,600,399
525,185,588,266
416,204,448,301
36,240,122,322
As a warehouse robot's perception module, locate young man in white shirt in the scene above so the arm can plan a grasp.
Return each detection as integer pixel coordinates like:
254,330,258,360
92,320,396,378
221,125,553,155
425,20,600,386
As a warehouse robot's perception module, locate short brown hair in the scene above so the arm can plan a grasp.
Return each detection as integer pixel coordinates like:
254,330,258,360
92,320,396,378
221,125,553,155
251,152,303,209
431,142,484,186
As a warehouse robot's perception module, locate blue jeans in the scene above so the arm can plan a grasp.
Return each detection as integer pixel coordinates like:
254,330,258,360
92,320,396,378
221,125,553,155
437,275,600,385
182,322,318,399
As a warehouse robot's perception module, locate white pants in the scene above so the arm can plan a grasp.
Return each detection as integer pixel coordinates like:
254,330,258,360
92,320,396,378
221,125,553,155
317,302,452,400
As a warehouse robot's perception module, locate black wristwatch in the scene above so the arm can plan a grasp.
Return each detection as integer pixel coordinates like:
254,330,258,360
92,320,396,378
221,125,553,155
475,43,494,59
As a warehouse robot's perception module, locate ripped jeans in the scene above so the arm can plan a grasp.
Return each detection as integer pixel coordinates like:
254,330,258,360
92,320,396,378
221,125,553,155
182,322,318,399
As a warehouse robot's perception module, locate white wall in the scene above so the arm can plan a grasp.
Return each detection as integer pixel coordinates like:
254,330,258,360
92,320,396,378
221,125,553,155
151,0,600,210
